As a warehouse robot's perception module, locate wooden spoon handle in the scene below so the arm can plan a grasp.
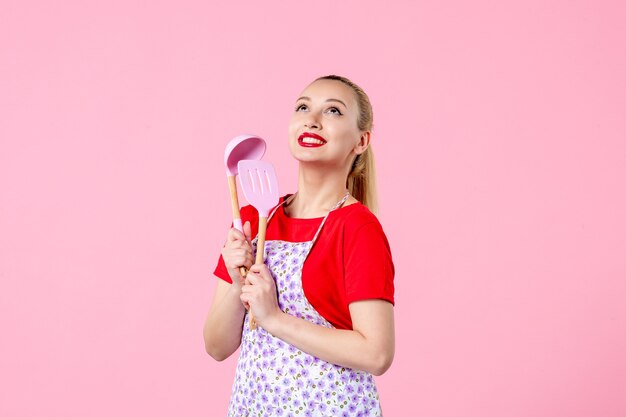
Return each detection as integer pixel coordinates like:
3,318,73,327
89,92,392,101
227,175,249,278
227,175,241,228
249,216,268,331
255,217,268,264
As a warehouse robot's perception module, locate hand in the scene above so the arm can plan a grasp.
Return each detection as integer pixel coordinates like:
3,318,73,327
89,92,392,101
240,263,282,329
221,221,254,288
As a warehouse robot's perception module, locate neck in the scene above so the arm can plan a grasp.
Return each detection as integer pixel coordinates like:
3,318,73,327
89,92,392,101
286,163,350,218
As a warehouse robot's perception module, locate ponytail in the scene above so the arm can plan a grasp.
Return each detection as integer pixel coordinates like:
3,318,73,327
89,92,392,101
347,146,378,215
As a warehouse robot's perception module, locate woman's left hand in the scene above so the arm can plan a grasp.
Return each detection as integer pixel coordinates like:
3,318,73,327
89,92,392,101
240,264,282,329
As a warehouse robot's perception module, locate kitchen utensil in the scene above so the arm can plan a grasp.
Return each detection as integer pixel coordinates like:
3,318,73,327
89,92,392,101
237,159,280,330
224,134,266,276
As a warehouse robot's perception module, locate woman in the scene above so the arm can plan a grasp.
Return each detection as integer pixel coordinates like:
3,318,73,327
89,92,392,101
204,75,395,416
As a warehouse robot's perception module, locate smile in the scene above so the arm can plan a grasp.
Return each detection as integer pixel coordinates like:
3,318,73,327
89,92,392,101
298,132,327,148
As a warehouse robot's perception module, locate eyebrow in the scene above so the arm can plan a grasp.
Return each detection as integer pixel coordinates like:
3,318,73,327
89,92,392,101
296,96,348,108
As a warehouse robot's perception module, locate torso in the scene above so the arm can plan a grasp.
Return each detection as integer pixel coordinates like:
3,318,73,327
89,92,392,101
226,194,394,330
226,191,383,416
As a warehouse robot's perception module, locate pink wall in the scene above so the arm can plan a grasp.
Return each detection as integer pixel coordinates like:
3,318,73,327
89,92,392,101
1,1,625,416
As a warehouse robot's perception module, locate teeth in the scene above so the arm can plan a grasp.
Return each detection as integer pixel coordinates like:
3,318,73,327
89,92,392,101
301,137,325,145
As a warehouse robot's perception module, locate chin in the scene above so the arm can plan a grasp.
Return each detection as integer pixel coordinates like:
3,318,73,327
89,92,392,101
288,142,313,160
292,155,320,164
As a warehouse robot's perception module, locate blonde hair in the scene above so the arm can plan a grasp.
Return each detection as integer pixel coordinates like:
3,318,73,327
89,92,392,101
314,75,378,214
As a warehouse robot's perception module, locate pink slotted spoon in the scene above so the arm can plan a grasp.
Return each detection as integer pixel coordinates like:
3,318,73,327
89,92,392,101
237,159,280,330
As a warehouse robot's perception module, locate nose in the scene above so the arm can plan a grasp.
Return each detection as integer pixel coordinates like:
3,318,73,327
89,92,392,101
304,112,320,129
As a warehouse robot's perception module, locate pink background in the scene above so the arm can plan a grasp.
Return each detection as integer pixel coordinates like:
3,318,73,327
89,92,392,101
1,1,625,416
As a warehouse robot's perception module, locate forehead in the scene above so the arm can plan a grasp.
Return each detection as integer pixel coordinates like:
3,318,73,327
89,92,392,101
299,79,357,107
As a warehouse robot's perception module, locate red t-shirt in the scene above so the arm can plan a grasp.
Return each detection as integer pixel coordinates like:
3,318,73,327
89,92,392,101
213,194,395,330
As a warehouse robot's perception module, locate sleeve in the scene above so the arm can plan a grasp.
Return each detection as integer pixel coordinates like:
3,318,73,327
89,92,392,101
343,221,395,305
212,204,260,284
213,246,233,284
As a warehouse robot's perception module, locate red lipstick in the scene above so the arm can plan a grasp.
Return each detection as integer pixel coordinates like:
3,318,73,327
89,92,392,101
298,132,327,148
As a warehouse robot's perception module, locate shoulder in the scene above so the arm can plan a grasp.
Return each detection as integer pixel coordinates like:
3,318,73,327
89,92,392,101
239,203,258,221
240,194,291,220
334,201,384,233
332,202,391,252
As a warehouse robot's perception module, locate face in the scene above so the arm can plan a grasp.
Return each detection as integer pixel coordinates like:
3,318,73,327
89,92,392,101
288,79,369,169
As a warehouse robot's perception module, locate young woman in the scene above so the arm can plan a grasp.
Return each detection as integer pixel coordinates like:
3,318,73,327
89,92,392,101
204,75,395,416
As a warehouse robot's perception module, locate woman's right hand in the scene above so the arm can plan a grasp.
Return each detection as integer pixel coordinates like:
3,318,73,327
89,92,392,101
221,221,254,288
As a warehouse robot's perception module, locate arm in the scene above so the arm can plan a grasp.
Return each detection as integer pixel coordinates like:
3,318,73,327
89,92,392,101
203,222,254,361
268,299,395,376
241,264,395,375
203,279,246,361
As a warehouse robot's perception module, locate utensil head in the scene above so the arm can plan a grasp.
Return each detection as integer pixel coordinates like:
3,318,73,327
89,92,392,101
237,160,280,218
224,134,266,175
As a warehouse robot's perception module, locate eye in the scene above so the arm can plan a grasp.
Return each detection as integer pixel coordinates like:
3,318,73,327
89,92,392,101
326,107,342,115
295,104,308,111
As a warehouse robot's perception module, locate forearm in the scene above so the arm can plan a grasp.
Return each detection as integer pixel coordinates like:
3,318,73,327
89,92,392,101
203,282,246,361
264,312,392,376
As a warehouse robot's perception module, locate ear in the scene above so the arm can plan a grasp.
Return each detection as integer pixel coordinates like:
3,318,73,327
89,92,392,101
354,131,371,155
